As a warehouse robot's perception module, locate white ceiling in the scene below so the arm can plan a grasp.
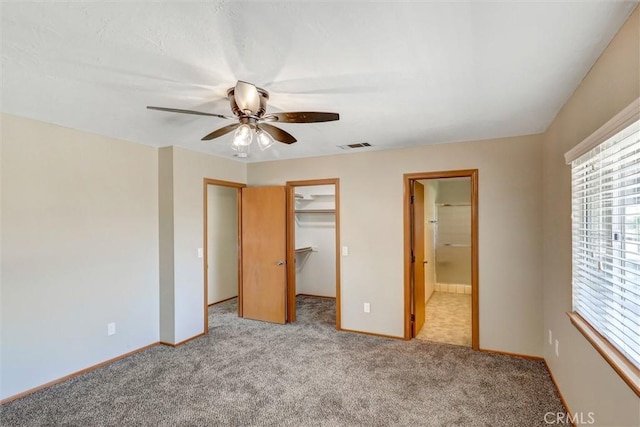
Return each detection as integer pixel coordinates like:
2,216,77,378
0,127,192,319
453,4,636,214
2,1,637,163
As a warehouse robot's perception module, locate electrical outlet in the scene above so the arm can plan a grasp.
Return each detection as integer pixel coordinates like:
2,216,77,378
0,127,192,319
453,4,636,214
363,302,370,313
342,246,349,256
107,322,116,336
549,329,552,345
197,248,203,258
555,339,559,357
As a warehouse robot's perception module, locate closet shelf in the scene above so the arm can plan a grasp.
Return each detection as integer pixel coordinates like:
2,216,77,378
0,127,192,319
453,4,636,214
294,194,335,201
295,209,335,214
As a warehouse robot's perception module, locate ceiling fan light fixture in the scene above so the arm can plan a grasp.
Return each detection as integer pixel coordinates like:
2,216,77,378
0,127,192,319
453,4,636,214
256,128,275,151
147,80,339,157
232,124,253,147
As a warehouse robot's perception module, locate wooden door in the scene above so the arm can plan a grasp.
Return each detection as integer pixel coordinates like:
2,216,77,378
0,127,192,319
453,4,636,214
423,181,437,302
241,186,287,324
413,181,426,336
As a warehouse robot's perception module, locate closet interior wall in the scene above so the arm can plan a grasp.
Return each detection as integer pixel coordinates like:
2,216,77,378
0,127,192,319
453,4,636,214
435,178,472,291
294,185,336,297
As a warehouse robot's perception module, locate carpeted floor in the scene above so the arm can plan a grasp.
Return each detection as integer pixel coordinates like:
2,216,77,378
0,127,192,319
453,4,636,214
416,291,472,346
1,296,567,426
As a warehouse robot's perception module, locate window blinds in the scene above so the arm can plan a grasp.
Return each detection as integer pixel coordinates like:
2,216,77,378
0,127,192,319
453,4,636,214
570,118,640,369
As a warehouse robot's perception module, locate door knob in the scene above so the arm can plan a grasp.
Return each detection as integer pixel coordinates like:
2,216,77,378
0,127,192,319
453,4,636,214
276,260,286,266
423,261,428,264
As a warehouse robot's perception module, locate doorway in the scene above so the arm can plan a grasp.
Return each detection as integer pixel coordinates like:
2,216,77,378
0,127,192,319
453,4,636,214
403,170,479,349
203,179,340,331
417,177,472,346
286,179,341,329
203,178,244,333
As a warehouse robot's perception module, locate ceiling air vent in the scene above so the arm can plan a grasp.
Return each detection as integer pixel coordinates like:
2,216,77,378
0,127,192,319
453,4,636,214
338,142,372,150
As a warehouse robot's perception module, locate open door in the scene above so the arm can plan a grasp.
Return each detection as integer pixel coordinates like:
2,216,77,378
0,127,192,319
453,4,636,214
412,181,426,336
423,181,437,305
404,170,479,349
241,186,287,324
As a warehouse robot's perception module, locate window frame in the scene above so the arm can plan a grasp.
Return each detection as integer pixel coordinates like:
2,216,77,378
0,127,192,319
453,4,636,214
564,98,640,398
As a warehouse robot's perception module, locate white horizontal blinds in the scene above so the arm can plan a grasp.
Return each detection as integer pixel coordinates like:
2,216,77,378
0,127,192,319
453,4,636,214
571,119,640,369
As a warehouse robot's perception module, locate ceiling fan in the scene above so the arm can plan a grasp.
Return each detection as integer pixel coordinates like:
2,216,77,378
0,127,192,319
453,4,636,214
147,80,339,155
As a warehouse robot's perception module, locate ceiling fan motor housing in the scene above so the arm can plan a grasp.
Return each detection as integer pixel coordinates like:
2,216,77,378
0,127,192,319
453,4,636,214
227,86,269,118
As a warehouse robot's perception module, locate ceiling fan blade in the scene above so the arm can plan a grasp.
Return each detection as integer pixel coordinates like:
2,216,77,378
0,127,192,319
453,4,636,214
259,123,297,144
233,81,261,114
147,106,232,120
264,112,340,123
201,123,240,141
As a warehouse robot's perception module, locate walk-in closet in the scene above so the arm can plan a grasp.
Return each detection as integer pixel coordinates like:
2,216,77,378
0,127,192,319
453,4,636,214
293,184,336,299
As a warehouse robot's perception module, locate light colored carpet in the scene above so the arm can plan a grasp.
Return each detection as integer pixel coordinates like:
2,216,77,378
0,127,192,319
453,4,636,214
0,296,566,426
416,291,472,346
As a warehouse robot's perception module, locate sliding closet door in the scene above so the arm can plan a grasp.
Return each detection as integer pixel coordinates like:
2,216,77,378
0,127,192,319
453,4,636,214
241,186,287,324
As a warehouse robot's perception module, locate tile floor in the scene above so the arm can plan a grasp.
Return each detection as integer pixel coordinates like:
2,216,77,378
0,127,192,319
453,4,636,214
415,291,472,347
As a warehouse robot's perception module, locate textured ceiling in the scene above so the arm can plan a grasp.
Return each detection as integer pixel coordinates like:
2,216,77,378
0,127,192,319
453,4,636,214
1,1,637,162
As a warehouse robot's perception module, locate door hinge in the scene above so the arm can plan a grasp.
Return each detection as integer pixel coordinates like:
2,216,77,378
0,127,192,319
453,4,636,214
411,250,415,263
411,314,415,322
410,195,415,204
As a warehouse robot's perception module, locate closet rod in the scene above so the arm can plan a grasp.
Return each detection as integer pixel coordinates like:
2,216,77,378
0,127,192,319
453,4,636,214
295,209,335,213
295,246,314,254
437,202,471,207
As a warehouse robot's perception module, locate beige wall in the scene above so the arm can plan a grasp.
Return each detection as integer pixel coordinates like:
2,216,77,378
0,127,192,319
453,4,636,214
158,147,175,343
1,114,160,400
542,6,640,427
249,133,543,354
1,120,246,398
158,146,246,344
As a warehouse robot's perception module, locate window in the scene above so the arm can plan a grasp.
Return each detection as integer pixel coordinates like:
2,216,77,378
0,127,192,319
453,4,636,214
565,99,640,396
